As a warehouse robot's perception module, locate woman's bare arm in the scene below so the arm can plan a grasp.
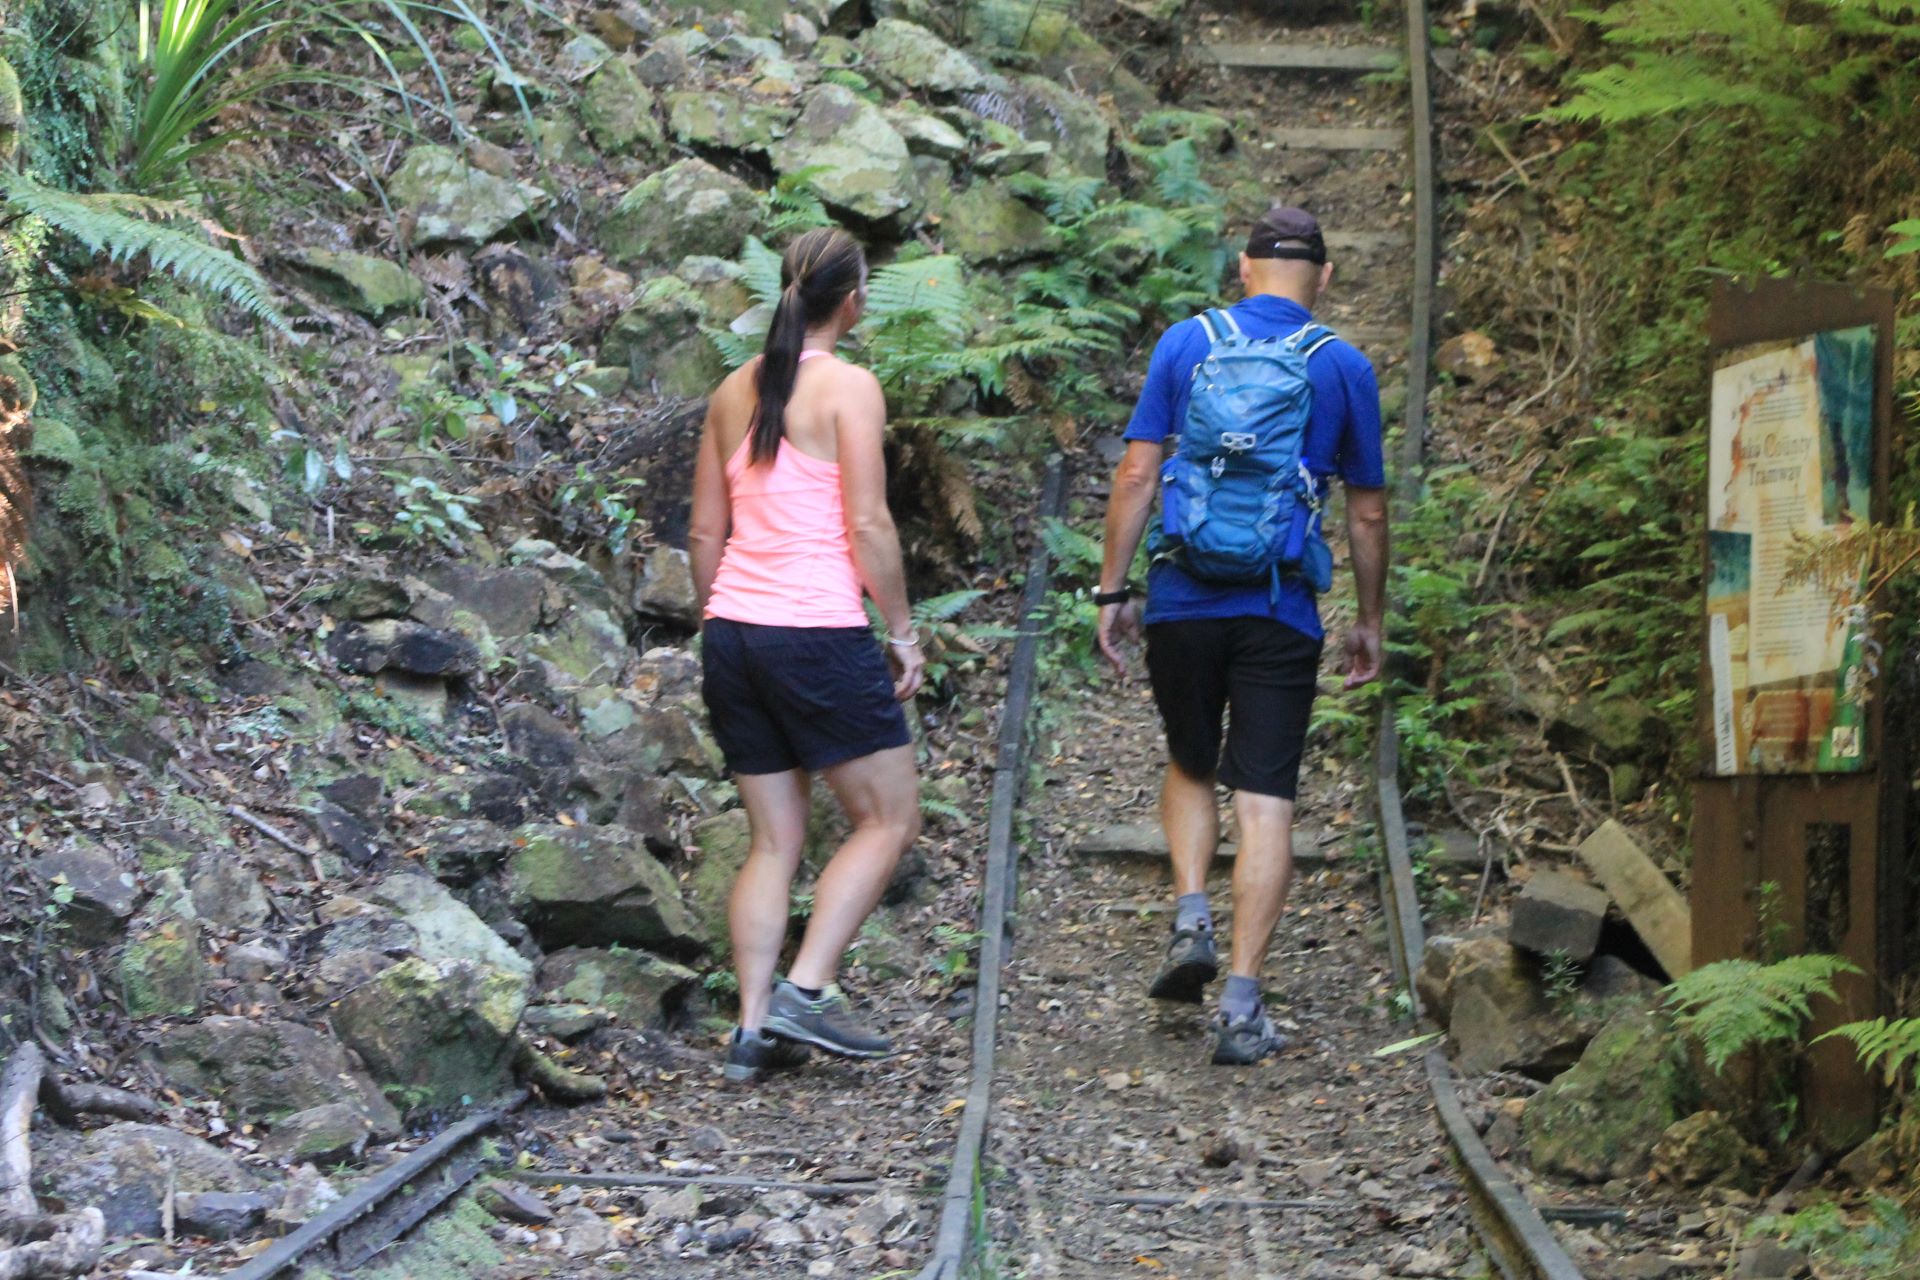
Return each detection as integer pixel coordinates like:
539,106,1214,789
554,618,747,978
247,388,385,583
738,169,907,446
687,395,734,621
835,369,911,639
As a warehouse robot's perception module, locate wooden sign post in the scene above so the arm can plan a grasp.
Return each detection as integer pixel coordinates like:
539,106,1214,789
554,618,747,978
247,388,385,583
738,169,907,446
1692,277,1905,1148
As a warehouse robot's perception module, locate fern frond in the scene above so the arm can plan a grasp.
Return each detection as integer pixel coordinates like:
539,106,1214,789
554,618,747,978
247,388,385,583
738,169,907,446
1815,1016,1920,1087
1665,954,1860,1073
3,174,287,331
738,237,785,307
914,588,988,623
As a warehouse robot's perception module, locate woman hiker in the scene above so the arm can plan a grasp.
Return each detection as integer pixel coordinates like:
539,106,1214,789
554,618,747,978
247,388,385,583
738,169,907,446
687,227,925,1084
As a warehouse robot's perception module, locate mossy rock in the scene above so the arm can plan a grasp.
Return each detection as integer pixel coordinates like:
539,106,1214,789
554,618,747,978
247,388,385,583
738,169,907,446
120,921,204,1017
505,823,699,952
388,145,543,246
1134,109,1235,153
855,18,988,95
1523,1008,1694,1183
580,57,663,156
771,84,916,224
536,946,700,1028
931,184,1050,264
665,91,795,153
286,248,425,317
601,159,759,270
331,957,529,1110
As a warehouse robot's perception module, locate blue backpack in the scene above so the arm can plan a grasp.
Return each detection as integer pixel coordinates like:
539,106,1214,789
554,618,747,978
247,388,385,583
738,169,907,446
1152,308,1336,595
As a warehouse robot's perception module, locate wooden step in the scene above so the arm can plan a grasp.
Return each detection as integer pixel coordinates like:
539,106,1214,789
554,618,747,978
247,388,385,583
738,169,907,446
1201,41,1398,72
1264,126,1403,151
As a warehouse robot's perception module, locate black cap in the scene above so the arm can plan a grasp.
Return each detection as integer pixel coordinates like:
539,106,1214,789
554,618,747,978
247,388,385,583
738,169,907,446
1246,206,1326,264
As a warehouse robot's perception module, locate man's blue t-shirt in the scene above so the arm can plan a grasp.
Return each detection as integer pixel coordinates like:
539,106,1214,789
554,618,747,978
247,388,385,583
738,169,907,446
1122,293,1386,640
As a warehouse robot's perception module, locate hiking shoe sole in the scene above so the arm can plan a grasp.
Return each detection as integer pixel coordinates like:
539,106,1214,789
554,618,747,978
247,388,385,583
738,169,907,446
762,1015,892,1060
1148,956,1220,1004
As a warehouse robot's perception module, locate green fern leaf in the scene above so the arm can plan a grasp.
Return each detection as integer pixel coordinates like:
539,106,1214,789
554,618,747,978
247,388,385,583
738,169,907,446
1666,954,1860,1073
4,174,287,331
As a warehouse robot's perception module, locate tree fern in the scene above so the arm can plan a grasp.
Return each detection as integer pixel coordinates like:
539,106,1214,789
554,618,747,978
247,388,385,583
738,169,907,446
1817,1017,1920,1088
1665,954,1860,1073
3,174,286,330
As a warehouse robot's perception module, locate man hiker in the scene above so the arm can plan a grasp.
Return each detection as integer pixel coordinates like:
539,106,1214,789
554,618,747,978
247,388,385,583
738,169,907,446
1093,206,1390,1065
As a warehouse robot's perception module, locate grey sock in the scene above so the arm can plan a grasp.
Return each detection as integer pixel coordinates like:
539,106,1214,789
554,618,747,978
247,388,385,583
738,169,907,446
1221,975,1262,1022
1175,893,1212,933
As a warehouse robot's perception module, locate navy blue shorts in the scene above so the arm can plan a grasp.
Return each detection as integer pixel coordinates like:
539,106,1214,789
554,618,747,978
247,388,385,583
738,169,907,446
701,618,912,775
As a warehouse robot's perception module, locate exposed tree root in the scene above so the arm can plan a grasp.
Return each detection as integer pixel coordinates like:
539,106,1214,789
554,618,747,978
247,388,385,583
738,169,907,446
513,1038,606,1102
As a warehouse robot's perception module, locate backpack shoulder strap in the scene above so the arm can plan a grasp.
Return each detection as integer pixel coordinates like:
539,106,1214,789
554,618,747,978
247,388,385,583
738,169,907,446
1283,322,1338,359
1196,308,1242,345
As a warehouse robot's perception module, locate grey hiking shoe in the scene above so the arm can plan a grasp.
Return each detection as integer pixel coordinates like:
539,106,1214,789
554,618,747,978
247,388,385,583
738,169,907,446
764,981,892,1059
1211,1009,1289,1066
723,1027,811,1084
1148,925,1219,1003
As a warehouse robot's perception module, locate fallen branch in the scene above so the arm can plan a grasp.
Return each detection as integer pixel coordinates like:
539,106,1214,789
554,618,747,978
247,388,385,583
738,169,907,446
513,1039,606,1102
0,1046,44,1218
38,1077,159,1126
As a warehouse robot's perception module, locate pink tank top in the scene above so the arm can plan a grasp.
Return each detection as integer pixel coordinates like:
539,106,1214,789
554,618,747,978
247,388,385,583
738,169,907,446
704,351,870,629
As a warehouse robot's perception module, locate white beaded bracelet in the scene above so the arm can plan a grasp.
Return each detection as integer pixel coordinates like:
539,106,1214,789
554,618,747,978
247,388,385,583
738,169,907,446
888,632,920,649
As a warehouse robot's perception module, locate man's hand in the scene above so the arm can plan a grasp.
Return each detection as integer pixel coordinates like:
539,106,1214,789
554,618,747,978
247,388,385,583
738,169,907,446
1343,621,1383,689
1097,599,1143,678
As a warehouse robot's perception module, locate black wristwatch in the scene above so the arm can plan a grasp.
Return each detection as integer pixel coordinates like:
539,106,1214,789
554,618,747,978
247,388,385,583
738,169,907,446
1092,586,1133,606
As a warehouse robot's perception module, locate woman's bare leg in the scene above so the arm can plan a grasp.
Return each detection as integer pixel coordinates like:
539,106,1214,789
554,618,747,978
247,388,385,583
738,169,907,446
731,768,812,1030
787,744,920,990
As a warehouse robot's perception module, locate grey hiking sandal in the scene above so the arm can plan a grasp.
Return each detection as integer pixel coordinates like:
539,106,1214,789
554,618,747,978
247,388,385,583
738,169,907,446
1148,925,1219,1003
1211,1009,1289,1066
764,981,893,1059
723,1027,811,1083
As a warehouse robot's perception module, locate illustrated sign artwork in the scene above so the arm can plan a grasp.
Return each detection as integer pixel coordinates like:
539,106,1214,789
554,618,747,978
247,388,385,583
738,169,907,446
1706,326,1876,774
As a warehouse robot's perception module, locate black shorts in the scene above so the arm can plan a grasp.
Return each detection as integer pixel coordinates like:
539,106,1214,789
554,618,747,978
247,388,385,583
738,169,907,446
701,618,912,775
1144,617,1324,800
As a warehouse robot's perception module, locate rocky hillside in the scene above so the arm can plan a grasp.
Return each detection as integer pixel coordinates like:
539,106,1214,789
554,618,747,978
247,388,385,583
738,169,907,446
0,0,1246,1269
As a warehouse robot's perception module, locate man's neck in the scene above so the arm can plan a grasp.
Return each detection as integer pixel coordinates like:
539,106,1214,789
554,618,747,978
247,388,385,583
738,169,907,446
1243,285,1316,310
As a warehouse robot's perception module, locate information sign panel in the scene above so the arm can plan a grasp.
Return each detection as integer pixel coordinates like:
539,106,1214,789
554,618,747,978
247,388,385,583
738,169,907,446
1705,327,1877,774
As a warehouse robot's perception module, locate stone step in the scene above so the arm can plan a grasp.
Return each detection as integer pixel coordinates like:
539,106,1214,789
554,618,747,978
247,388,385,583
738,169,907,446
1263,126,1404,151
1201,41,1461,73
1325,229,1412,254
1201,41,1398,72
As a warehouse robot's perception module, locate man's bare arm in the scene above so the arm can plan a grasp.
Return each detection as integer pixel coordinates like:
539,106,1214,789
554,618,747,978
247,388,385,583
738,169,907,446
1096,441,1161,674
1342,484,1389,688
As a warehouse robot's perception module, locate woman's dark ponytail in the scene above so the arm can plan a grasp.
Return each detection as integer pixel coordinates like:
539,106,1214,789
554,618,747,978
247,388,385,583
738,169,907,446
750,227,866,465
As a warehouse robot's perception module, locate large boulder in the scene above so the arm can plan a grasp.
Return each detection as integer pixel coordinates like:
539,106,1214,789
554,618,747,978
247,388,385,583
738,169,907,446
362,873,531,979
506,824,698,952
151,1017,401,1132
1421,932,1592,1077
855,19,987,94
1523,1009,1694,1183
537,947,701,1028
932,184,1049,263
580,57,663,155
771,84,915,224
331,957,529,1109
388,144,543,246
1651,1110,1764,1191
260,1103,377,1167
40,1124,259,1238
1013,74,1112,178
634,546,697,627
601,159,759,269
417,564,554,644
665,91,795,153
